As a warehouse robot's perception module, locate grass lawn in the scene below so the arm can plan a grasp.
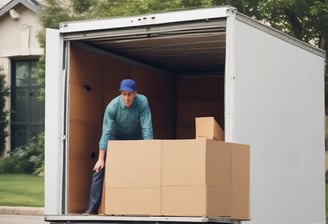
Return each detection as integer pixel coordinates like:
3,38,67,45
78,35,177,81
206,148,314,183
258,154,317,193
326,183,328,220
0,174,44,207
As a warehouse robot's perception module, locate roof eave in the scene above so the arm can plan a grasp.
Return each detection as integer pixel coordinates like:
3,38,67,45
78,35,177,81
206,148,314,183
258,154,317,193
0,0,39,18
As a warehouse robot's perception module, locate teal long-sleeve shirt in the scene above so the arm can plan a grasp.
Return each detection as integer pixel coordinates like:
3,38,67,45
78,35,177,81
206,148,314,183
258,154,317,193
98,94,153,149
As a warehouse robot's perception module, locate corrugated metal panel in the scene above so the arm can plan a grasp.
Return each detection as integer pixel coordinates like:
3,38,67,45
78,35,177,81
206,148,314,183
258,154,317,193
63,19,227,74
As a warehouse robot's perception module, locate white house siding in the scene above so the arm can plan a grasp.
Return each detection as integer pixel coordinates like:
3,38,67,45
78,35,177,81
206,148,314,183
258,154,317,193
0,0,42,156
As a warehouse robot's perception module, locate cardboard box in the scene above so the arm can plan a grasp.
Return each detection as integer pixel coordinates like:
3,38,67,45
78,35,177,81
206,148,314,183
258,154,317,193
161,139,231,186
104,140,162,215
231,143,250,219
195,117,224,140
105,188,160,215
161,185,230,217
161,139,232,217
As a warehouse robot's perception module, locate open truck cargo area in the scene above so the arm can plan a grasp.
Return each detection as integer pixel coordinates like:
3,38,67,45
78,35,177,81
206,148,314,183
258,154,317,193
44,6,326,224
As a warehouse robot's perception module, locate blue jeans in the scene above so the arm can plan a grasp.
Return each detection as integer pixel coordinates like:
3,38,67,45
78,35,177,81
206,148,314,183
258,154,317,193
87,168,105,213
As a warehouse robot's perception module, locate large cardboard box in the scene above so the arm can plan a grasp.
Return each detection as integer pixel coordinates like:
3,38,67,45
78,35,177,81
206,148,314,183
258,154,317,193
103,139,250,219
104,140,162,215
195,117,224,140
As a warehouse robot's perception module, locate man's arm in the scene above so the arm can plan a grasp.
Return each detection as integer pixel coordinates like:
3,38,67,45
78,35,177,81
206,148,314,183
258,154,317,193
140,97,153,139
99,102,116,149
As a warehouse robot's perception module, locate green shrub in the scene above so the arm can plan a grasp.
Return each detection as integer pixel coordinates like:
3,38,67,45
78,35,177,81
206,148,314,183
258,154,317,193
0,66,10,155
0,133,44,176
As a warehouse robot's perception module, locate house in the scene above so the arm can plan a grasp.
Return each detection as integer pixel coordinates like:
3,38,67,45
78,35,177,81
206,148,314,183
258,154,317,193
0,0,44,156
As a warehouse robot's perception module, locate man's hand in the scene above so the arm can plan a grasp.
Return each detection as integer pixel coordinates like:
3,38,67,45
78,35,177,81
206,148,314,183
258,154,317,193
92,149,106,173
92,159,105,173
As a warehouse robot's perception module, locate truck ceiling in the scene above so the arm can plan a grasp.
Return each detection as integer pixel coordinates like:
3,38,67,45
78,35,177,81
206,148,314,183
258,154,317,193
59,8,229,74
80,27,226,74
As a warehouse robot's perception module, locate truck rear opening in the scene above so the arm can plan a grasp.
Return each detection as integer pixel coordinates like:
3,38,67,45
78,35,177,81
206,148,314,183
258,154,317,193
61,9,227,216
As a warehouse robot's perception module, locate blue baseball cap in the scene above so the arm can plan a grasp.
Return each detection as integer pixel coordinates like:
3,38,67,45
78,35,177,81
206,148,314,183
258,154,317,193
119,79,136,92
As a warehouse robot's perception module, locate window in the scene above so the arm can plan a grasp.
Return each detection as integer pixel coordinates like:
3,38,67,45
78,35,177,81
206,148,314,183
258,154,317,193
11,60,44,149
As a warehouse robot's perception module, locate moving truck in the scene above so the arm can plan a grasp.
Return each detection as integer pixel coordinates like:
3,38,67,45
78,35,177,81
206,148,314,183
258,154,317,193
44,6,326,224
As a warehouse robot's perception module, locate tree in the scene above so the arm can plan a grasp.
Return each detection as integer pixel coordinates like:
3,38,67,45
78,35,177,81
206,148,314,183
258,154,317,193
0,65,10,156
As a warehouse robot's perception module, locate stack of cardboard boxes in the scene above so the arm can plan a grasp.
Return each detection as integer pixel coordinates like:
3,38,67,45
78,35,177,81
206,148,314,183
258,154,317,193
102,117,250,220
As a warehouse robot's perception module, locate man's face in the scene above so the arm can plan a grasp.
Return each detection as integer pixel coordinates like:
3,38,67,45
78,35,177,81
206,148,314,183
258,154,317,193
121,90,137,108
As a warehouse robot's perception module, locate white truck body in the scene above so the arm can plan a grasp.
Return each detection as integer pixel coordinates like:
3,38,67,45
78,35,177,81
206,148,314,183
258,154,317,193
44,6,326,224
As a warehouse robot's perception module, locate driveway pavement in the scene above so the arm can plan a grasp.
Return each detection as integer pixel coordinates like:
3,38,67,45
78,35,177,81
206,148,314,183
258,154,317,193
0,206,43,216
0,214,46,224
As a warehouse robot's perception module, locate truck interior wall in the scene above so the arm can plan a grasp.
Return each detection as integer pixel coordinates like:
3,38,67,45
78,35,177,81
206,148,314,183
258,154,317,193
67,43,225,213
175,76,224,139
68,44,104,213
68,43,175,213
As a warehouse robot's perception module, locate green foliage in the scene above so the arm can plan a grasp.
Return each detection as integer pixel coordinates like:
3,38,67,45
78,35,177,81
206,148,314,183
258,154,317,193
71,0,94,14
310,1,328,39
0,66,10,155
256,0,317,42
39,0,72,29
0,133,44,176
35,55,45,101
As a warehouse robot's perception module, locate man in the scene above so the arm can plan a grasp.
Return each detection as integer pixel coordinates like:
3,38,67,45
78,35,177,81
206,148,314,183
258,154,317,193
84,78,153,215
